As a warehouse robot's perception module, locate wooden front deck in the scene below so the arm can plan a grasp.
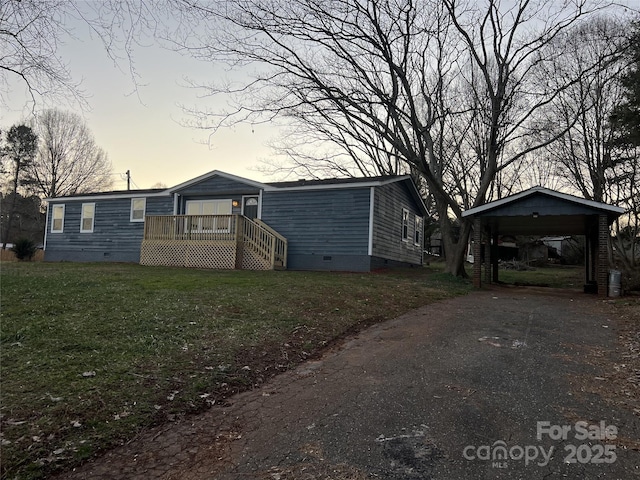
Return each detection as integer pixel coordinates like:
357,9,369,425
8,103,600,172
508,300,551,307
140,215,287,270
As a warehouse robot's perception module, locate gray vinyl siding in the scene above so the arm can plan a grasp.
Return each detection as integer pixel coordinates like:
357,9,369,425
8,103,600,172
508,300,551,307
44,196,173,262
261,188,371,271
480,193,605,217
42,174,426,270
371,182,423,265
174,176,260,196
174,176,261,215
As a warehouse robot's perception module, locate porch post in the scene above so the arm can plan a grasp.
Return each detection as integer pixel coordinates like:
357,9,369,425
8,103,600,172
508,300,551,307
597,214,609,296
235,215,244,270
473,217,482,288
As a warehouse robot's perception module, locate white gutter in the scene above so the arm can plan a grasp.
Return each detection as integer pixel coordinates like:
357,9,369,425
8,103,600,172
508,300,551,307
43,203,50,251
173,193,179,215
45,191,170,203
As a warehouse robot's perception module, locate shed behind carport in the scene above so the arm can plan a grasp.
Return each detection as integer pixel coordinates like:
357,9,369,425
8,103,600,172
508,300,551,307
462,187,625,295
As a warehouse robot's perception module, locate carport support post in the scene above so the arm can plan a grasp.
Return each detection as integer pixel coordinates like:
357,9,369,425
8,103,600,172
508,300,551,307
492,231,499,283
484,227,492,285
597,214,609,296
584,234,591,283
473,218,482,288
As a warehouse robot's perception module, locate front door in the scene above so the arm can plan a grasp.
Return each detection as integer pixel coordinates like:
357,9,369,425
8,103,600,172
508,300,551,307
243,196,259,220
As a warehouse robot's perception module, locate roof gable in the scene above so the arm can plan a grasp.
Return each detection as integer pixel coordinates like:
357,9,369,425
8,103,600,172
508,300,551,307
168,170,270,193
462,187,625,218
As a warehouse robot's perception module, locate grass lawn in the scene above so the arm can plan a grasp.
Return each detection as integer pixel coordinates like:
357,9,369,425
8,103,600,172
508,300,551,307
0,262,470,479
495,265,586,289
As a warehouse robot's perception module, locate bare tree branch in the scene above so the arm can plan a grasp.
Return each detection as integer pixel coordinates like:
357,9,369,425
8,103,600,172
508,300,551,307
172,0,631,275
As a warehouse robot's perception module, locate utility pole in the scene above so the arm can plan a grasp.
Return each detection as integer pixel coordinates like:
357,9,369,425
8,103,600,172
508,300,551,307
126,170,130,191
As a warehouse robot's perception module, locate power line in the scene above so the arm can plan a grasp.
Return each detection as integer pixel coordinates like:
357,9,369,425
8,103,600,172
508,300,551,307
112,171,139,190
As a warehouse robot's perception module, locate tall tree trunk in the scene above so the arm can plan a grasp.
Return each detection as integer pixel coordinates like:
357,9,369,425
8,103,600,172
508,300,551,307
444,221,472,277
2,163,21,250
435,198,471,277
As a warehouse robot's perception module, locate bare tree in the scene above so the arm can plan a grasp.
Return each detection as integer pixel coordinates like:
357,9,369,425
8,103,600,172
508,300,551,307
174,0,624,275
0,0,78,107
0,0,182,110
532,17,639,269
28,109,113,198
533,17,628,202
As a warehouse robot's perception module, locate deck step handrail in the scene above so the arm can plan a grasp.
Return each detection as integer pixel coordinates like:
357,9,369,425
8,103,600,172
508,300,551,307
143,214,287,269
253,219,287,244
243,218,288,269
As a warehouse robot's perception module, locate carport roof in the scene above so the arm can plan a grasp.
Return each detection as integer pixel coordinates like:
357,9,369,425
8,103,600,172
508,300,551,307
462,187,625,236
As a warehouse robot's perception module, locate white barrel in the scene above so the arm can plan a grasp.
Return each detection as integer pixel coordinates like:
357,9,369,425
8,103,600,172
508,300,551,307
608,270,621,297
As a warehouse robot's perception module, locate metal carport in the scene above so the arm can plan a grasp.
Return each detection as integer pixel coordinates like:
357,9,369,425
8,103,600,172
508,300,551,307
462,187,625,296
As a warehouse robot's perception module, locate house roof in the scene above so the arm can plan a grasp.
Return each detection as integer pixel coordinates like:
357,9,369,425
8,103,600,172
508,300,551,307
267,175,397,188
46,188,168,202
265,174,428,214
462,186,625,218
462,186,625,236
166,170,427,213
168,169,420,193
45,170,428,215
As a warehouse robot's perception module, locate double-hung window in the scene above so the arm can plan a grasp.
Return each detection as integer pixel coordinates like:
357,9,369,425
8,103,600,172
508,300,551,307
80,203,95,233
414,217,422,246
130,198,146,222
51,204,65,233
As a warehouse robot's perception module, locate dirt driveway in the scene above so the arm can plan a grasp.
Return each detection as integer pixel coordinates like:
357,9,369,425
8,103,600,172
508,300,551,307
57,288,639,479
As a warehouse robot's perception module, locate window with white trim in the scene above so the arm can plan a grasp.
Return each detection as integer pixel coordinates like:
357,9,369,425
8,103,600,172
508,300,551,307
185,199,232,232
414,216,422,246
51,204,65,233
130,198,146,222
80,203,95,233
401,208,409,241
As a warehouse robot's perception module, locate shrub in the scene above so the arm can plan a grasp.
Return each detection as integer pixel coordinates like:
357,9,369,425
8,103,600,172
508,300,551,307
11,238,37,261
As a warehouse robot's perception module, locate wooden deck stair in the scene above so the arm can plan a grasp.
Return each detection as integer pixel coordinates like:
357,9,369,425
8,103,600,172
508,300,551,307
140,214,287,270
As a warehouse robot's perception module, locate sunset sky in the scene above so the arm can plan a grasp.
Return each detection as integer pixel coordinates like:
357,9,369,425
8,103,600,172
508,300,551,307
1,12,282,191
3,2,637,192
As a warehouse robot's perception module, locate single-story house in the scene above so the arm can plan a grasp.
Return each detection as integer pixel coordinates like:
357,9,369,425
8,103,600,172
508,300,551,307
43,170,427,272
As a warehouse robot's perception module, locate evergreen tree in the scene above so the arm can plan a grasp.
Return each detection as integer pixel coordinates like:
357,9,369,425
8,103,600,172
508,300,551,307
611,21,640,147
1,125,38,248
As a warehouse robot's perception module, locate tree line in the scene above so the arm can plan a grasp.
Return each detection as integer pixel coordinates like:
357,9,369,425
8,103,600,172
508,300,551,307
1,0,638,272
1,110,112,247
172,0,639,274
